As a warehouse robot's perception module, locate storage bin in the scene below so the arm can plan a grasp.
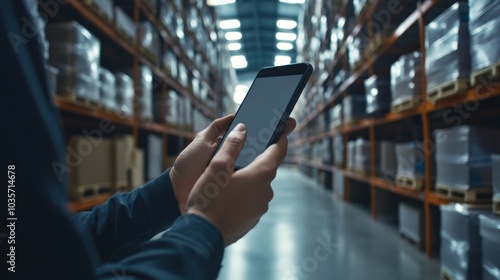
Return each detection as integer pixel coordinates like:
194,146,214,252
479,214,500,280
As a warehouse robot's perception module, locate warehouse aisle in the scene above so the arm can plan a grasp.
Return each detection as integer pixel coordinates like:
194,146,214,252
217,167,440,280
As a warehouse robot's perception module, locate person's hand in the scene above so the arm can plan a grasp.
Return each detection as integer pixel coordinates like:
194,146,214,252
186,119,296,246
170,115,234,214
170,114,297,214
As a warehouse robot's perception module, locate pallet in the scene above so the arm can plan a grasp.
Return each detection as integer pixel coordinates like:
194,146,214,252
470,62,500,87
352,168,369,178
331,120,342,129
391,96,421,113
435,185,492,202
399,232,423,250
343,118,362,127
72,183,112,200
57,94,99,108
396,174,423,191
494,200,500,215
115,26,137,45
427,78,469,102
441,270,454,280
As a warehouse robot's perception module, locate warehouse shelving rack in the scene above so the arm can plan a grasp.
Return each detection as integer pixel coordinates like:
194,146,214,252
291,0,500,257
42,0,231,212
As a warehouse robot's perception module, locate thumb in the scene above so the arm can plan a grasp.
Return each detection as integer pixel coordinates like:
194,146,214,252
210,123,247,172
200,114,234,142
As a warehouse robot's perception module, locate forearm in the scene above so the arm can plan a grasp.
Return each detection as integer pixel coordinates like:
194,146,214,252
96,215,224,280
72,168,181,261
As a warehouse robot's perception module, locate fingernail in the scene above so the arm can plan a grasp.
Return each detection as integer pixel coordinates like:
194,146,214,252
233,123,246,132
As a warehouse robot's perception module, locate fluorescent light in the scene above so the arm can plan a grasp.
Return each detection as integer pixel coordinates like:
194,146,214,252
219,19,240,29
279,0,305,3
276,32,297,41
227,43,241,51
225,31,242,40
230,55,247,69
277,19,297,29
207,0,235,6
277,42,293,50
233,85,248,104
274,55,291,66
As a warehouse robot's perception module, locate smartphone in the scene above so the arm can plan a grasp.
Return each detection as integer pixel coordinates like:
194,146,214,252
214,62,313,170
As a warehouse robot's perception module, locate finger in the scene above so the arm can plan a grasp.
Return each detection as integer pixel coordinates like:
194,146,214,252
246,134,288,174
199,114,234,142
283,118,297,136
210,123,247,172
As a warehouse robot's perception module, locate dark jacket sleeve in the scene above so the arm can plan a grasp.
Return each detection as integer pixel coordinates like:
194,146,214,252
1,1,224,279
96,215,225,280
71,168,182,262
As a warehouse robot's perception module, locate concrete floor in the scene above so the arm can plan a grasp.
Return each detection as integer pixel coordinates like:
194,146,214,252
217,167,440,280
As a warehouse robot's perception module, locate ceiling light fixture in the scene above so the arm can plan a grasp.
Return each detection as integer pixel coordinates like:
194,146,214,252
278,0,305,4
276,32,297,41
207,0,236,6
276,19,297,29
277,42,294,50
227,42,242,50
233,85,249,104
225,31,242,40
230,55,248,69
274,55,291,66
219,19,241,29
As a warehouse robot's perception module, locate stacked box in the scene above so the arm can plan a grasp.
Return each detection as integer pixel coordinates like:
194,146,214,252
67,136,113,199
331,103,342,129
99,67,117,111
391,52,422,106
138,66,153,120
112,135,134,191
114,73,134,117
131,148,144,188
140,21,160,61
434,126,500,189
380,141,397,178
333,135,344,167
114,7,136,41
425,1,471,91
479,214,500,280
87,0,113,21
440,204,488,280
493,155,500,201
347,140,356,171
354,138,370,173
163,51,178,78
146,134,163,181
347,36,368,69
159,0,175,34
395,141,425,179
333,169,344,198
469,1,500,72
46,22,101,102
343,95,366,123
178,63,189,87
364,75,391,116
398,203,423,244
